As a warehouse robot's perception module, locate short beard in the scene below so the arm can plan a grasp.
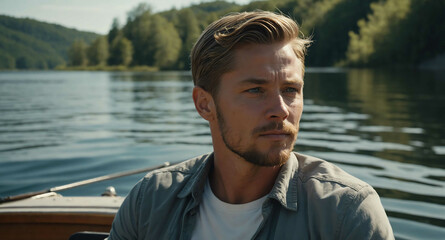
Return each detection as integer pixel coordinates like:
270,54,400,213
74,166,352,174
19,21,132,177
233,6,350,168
215,103,297,167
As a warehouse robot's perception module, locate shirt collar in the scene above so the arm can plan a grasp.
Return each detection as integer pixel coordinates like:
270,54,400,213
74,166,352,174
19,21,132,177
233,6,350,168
268,152,299,211
177,152,299,211
177,153,213,200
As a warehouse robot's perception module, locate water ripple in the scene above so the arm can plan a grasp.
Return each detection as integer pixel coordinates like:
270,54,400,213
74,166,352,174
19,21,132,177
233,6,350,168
1,70,444,237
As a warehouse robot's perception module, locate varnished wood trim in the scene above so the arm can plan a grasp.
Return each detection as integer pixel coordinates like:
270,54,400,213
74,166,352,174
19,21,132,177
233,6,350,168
0,212,115,240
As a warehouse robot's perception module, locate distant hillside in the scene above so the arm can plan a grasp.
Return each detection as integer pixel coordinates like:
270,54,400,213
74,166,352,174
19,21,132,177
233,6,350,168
0,15,99,69
3,0,443,70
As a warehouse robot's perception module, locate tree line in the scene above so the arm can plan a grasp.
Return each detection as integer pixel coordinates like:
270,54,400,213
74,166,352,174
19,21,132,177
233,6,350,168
2,0,443,70
67,2,223,70
69,0,445,70
0,15,98,70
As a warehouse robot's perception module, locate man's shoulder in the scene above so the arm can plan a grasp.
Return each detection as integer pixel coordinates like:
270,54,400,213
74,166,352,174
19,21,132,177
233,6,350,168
291,153,394,239
293,152,370,193
132,153,211,199
143,154,208,179
139,153,210,190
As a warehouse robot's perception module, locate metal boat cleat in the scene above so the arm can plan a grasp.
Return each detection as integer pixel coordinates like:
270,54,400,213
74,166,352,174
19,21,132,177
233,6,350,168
101,186,117,197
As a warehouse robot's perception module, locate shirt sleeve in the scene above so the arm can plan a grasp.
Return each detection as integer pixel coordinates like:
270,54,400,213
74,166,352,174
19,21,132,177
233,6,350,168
337,186,394,240
108,180,143,240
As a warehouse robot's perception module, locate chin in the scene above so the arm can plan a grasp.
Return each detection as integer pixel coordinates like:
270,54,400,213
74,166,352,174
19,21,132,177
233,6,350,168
244,147,292,167
270,148,292,166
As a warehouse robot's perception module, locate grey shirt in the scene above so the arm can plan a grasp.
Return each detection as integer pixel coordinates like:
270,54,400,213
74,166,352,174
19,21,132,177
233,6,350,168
108,152,394,239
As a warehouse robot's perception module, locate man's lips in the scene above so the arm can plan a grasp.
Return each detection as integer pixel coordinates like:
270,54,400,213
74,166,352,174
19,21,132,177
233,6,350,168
259,130,290,135
253,121,297,141
258,131,291,140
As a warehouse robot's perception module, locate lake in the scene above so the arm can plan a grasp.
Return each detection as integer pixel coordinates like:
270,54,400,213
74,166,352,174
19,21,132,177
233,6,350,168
0,69,444,239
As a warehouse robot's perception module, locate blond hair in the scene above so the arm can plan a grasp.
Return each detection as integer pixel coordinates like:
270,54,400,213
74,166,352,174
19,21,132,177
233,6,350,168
191,11,311,97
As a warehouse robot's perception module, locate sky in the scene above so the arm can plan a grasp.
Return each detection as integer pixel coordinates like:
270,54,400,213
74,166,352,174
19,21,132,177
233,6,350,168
0,0,252,34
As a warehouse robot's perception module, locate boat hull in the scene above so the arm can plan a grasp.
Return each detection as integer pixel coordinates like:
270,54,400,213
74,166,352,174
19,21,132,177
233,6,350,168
0,195,123,240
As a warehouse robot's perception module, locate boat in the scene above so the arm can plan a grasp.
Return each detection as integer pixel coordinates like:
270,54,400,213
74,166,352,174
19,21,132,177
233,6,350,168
0,192,122,240
0,161,175,240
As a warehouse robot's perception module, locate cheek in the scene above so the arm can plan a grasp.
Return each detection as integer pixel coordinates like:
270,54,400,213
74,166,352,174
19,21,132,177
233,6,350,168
289,101,304,121
228,97,260,116
218,100,249,125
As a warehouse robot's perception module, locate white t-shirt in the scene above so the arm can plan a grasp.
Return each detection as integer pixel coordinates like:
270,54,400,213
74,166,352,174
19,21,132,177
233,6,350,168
191,179,268,240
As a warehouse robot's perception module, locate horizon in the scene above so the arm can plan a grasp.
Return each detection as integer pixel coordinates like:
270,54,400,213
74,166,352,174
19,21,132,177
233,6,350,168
0,0,252,34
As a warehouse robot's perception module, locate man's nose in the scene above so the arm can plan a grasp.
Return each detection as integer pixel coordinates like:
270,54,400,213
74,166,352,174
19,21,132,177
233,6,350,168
267,92,289,120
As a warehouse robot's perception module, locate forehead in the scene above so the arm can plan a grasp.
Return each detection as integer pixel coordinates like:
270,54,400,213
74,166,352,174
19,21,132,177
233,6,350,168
224,42,304,84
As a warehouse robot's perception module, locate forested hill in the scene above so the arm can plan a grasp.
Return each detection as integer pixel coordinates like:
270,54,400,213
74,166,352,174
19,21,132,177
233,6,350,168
68,0,445,70
1,0,444,70
0,15,98,69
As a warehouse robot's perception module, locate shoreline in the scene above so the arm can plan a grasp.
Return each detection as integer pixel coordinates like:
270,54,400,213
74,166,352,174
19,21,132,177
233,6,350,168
54,65,159,72
2,63,444,72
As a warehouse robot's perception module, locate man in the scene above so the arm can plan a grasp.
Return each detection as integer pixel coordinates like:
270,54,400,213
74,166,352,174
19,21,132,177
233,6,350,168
109,11,394,239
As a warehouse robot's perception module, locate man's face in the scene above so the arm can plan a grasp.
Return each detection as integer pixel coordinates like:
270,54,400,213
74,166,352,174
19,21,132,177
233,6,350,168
213,41,304,167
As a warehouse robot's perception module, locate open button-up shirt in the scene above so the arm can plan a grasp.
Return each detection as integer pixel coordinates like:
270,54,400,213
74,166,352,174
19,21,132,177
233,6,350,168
108,152,394,239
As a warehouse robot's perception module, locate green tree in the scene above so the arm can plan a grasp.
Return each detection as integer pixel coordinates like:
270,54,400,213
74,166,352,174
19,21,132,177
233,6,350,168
108,18,121,45
107,18,128,66
122,12,181,69
174,8,201,69
127,3,152,22
109,36,133,66
343,0,445,66
122,3,153,65
0,15,97,69
123,11,153,65
87,36,109,66
15,56,36,69
68,39,88,66
407,0,445,63
36,59,48,69
346,0,412,66
299,0,376,66
276,0,318,26
240,0,277,11
149,15,182,69
0,53,15,69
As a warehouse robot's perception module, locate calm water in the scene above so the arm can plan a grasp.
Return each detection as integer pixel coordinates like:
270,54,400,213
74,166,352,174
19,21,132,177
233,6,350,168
0,70,444,239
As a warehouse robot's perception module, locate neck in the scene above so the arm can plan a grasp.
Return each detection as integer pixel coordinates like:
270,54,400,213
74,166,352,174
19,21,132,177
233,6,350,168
209,152,281,204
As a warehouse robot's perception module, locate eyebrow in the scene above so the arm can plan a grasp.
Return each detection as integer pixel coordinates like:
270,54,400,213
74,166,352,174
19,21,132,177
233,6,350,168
239,78,304,86
237,78,266,85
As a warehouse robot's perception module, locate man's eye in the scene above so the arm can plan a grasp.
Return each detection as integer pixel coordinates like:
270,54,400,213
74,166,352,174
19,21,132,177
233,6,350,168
284,87,298,93
246,87,261,93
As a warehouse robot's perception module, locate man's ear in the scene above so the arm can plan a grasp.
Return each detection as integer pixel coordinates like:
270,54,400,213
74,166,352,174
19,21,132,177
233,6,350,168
193,87,215,121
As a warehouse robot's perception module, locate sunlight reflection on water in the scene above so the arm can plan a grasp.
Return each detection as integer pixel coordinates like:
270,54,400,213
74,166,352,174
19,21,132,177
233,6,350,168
0,70,444,239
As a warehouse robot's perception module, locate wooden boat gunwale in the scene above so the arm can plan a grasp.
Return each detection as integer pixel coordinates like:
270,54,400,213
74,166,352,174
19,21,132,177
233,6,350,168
0,161,179,240
0,194,124,240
